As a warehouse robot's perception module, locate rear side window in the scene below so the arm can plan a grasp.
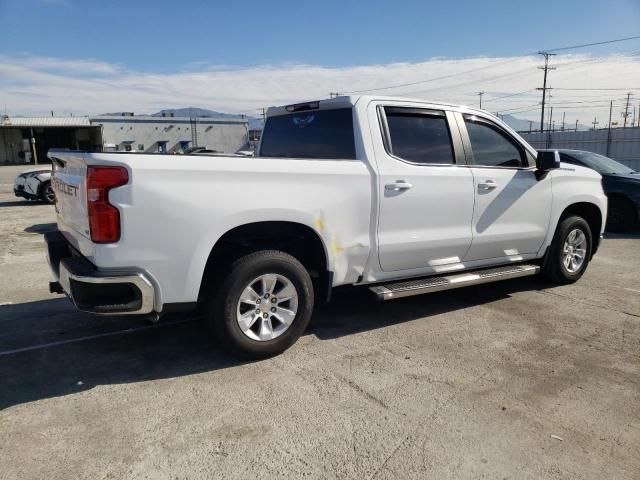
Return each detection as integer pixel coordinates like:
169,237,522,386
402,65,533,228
260,108,355,159
464,118,525,168
383,108,455,165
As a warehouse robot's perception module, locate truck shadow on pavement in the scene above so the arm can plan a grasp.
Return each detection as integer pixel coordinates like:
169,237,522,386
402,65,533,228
0,200,36,208
0,277,547,410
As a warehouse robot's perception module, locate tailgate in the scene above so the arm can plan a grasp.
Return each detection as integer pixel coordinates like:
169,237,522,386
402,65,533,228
49,151,91,241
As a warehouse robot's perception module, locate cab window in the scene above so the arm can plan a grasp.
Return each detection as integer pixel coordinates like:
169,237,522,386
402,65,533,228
464,117,526,168
383,107,455,165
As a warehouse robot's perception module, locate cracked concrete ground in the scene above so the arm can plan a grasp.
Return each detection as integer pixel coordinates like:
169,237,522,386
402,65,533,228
0,164,639,479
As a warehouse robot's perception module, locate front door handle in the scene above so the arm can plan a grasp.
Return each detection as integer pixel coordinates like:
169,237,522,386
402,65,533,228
478,180,498,191
385,181,413,192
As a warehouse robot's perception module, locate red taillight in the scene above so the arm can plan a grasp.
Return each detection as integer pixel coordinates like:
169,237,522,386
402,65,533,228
86,166,128,243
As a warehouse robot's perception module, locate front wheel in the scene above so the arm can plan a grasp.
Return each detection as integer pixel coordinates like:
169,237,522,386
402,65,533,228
205,250,314,359
543,215,592,284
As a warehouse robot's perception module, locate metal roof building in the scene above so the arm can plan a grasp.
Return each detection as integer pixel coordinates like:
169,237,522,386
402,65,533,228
0,113,249,164
0,116,92,128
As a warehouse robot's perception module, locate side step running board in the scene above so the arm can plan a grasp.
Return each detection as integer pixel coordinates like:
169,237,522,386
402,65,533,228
369,264,540,301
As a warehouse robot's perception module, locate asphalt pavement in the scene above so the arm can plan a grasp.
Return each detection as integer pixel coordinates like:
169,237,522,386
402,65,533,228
0,164,638,479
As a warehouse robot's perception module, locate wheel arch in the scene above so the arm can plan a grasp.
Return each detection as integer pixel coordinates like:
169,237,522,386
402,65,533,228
606,192,639,225
198,221,332,305
559,202,603,256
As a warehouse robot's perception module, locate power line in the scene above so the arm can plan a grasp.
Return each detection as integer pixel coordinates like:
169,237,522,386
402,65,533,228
495,103,541,113
340,34,640,95
552,87,640,91
399,65,536,97
539,98,625,105
342,57,524,94
483,89,537,103
505,107,545,115
543,35,640,53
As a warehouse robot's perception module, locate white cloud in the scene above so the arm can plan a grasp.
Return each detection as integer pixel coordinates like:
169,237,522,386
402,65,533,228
1,53,639,127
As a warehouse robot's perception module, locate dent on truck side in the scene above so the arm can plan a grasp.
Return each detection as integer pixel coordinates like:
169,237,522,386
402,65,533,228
187,207,370,302
176,162,372,306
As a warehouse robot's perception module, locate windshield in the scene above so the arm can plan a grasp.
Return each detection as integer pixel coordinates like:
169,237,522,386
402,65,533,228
567,151,635,175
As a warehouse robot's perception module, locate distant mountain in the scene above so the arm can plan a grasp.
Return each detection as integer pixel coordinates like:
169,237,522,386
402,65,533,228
153,107,233,118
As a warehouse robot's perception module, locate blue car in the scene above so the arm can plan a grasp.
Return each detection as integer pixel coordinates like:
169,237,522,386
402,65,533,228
542,149,639,232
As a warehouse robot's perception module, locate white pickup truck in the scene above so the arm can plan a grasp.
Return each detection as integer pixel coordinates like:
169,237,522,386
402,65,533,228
46,95,607,358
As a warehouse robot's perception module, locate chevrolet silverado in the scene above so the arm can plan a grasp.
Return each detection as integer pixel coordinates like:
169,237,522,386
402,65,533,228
45,95,608,358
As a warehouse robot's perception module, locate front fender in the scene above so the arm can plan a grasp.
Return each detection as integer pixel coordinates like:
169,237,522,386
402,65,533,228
538,166,607,255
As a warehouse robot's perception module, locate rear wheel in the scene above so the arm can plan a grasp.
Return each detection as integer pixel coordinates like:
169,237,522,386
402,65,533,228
543,215,592,284
39,181,55,204
205,250,314,359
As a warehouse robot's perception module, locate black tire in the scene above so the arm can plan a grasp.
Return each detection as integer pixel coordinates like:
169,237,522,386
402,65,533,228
39,181,55,204
543,215,592,285
606,196,638,233
205,250,314,359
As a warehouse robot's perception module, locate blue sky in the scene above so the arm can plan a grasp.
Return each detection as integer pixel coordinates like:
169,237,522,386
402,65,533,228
1,0,639,70
1,0,639,123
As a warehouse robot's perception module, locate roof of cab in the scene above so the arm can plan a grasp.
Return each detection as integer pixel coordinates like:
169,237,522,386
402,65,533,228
266,95,488,118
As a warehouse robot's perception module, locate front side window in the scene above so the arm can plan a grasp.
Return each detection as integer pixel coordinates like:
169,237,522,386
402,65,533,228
384,108,455,165
464,118,525,168
260,108,355,159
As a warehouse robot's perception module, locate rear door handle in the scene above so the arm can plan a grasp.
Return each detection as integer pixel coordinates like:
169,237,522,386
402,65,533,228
385,181,413,192
478,180,498,190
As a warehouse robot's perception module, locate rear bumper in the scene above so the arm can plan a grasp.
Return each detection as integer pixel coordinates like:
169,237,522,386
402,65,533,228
45,230,155,315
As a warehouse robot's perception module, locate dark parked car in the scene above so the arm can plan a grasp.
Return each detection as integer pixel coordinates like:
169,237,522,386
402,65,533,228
543,149,639,232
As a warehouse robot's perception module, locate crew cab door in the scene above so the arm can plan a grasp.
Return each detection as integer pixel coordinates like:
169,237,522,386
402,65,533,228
458,113,552,262
373,104,475,272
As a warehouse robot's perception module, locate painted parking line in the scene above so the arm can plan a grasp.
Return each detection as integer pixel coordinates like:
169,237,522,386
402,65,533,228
0,318,197,356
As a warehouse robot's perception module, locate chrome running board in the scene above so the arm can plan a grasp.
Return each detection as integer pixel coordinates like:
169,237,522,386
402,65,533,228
369,264,540,301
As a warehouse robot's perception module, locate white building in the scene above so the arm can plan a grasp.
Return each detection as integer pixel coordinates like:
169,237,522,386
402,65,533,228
0,113,249,164
91,113,249,154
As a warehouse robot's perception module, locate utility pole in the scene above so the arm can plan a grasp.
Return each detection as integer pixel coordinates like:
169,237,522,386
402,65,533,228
528,120,533,133
592,117,599,130
561,111,566,131
623,92,632,128
477,91,484,109
546,106,554,148
608,100,613,129
257,107,266,124
537,51,556,134
575,119,579,131
607,100,613,156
